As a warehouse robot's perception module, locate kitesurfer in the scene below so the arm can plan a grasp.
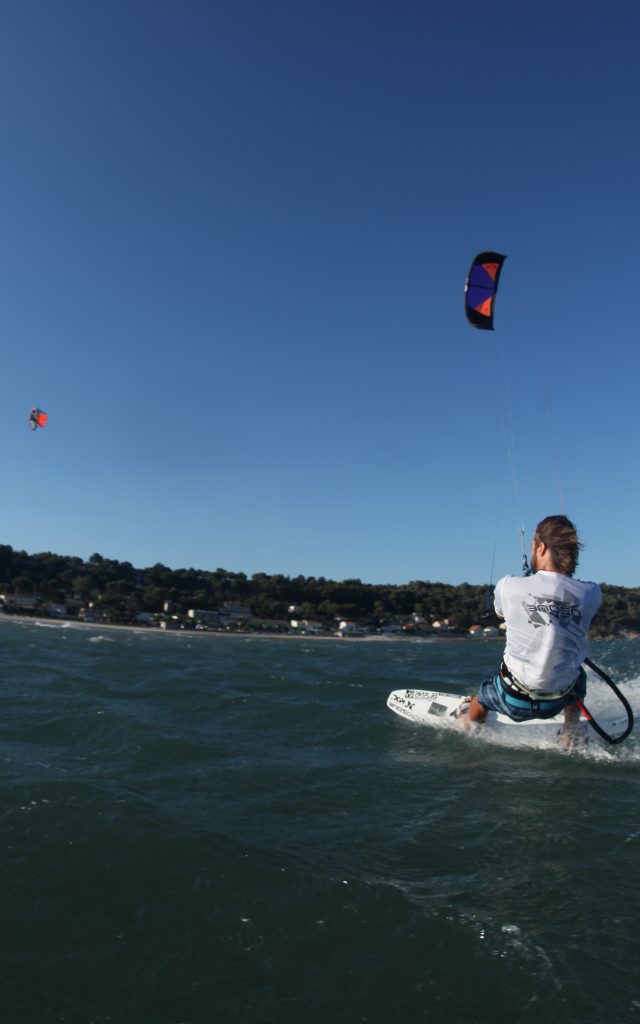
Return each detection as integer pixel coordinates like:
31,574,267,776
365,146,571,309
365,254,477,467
461,516,602,745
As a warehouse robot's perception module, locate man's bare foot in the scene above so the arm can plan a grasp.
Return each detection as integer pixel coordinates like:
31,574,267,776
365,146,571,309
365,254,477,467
452,695,475,732
451,695,488,732
450,695,471,718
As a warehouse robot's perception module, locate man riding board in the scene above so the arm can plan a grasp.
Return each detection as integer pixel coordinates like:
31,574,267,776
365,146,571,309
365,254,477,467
462,515,601,743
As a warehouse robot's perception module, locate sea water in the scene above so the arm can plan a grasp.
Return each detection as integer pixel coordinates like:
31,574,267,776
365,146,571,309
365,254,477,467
1,618,639,1024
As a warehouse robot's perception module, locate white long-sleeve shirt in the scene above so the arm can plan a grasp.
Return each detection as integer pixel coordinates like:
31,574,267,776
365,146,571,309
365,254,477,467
494,571,602,692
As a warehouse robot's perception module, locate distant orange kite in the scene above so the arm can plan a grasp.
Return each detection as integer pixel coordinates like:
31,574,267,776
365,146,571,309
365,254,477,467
29,407,48,431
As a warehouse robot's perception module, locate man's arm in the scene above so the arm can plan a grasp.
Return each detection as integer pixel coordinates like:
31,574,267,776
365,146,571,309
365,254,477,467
493,576,507,618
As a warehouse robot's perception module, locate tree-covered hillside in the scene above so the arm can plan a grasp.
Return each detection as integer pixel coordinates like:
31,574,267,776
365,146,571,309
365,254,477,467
0,544,638,637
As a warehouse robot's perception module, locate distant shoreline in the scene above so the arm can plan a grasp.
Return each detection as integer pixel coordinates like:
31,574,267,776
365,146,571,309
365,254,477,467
1,613,628,643
0,613,492,642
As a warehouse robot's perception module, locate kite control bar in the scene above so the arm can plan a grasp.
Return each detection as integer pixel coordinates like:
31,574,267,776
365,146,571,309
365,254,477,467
519,528,532,577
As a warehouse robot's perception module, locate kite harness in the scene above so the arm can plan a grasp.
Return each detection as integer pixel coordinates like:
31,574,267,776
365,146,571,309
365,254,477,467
577,658,634,745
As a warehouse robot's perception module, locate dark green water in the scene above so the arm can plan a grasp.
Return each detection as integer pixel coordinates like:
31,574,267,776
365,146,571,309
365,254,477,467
1,619,639,1024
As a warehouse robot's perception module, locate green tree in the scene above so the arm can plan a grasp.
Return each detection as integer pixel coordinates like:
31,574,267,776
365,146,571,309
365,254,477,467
11,575,33,594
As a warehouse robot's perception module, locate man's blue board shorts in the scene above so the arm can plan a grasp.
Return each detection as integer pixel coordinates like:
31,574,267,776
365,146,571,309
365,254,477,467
477,669,587,723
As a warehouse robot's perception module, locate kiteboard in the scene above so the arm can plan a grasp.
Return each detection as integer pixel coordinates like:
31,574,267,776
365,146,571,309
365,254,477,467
387,688,629,745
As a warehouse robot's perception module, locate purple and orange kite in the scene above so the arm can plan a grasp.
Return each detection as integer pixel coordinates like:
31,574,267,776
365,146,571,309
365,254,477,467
464,251,506,330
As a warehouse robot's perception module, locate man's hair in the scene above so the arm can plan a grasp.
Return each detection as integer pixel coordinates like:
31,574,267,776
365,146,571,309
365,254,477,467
534,515,583,576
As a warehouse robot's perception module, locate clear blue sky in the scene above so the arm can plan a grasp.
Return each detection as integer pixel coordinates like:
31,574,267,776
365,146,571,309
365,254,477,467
1,0,639,587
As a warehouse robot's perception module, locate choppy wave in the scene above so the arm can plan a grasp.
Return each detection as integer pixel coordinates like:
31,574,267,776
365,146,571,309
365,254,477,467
1,619,639,1024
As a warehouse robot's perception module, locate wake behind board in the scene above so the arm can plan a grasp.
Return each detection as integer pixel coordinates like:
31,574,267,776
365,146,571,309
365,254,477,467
387,688,629,744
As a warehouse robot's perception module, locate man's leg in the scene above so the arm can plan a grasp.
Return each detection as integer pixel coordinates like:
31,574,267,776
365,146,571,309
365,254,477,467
469,696,488,722
561,700,581,749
